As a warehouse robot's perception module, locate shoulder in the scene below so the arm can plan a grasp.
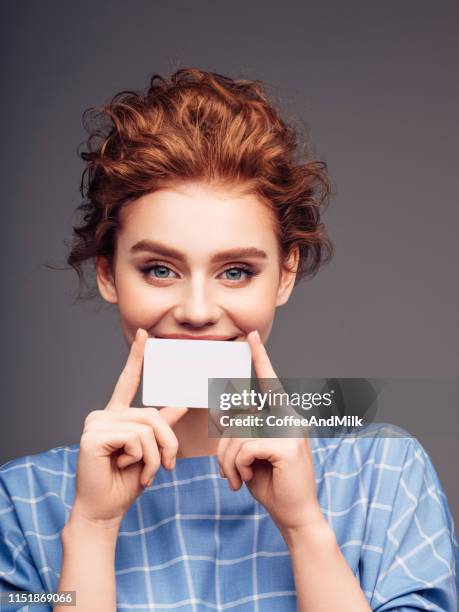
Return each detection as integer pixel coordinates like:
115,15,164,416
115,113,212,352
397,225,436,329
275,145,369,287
311,421,452,512
0,443,80,499
310,421,418,467
0,445,81,593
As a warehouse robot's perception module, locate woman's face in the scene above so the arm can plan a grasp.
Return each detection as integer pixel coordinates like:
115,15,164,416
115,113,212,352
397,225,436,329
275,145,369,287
96,182,298,346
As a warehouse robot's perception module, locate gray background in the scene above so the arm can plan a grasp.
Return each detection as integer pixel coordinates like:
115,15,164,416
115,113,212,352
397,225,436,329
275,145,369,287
1,1,458,523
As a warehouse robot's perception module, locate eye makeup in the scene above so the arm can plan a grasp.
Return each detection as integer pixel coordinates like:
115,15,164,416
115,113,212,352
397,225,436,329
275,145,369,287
138,261,260,283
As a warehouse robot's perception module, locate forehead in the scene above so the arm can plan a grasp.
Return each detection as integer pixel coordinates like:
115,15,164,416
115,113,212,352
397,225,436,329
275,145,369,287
116,183,279,257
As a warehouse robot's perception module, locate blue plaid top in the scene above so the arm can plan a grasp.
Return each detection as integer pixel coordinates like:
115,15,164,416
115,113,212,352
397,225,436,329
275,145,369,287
0,423,458,611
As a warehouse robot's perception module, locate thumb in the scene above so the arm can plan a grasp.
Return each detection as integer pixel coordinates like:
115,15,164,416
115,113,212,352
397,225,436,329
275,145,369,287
157,406,190,426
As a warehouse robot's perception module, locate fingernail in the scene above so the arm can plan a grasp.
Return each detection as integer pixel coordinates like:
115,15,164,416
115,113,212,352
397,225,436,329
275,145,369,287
136,328,142,340
252,330,260,343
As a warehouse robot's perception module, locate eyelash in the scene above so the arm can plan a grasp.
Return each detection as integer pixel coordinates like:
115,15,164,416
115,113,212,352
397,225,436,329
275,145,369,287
139,262,257,283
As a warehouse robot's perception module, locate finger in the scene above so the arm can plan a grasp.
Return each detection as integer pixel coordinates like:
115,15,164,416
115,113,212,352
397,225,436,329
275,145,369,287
247,330,287,409
86,420,161,486
81,428,143,466
139,411,179,469
85,407,179,470
234,438,267,482
236,439,275,472
216,436,231,478
247,331,277,379
208,378,250,437
157,406,190,428
208,400,225,436
221,438,247,490
107,328,149,410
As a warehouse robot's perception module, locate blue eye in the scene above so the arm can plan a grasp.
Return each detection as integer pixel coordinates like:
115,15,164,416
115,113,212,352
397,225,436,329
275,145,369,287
139,263,256,283
153,265,171,278
141,264,177,279
222,267,253,281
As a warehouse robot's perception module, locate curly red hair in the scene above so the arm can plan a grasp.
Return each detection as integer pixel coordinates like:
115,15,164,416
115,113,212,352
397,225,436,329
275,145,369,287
66,67,334,299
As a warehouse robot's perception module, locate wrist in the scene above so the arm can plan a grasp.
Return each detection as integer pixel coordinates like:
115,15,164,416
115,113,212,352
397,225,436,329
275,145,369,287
64,510,122,539
281,515,336,551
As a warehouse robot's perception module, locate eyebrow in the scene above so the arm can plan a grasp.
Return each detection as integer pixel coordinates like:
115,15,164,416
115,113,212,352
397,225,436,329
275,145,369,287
129,239,268,263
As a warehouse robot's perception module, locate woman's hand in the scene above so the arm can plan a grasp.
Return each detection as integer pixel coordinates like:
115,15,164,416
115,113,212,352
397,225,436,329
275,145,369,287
217,330,325,533
70,328,188,528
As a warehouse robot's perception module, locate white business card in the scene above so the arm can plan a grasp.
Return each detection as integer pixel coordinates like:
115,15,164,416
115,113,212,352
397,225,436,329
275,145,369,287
142,338,252,408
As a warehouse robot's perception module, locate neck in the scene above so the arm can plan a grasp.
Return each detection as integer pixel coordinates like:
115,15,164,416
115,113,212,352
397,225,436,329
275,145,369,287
171,408,220,458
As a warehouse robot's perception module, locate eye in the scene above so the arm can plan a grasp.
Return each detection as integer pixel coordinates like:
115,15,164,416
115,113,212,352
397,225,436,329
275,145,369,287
140,264,178,279
220,266,256,282
139,262,258,283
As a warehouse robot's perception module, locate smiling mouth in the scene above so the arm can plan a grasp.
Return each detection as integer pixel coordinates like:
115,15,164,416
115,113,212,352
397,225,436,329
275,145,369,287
154,335,239,341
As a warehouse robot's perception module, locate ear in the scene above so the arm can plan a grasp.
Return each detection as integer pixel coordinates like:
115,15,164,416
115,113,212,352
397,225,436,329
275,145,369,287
275,247,299,307
95,256,118,304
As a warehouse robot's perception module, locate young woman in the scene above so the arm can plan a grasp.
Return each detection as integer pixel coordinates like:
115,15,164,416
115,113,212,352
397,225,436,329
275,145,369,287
0,68,458,611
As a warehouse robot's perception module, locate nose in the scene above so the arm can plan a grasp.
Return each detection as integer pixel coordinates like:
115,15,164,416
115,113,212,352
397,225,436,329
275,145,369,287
172,277,220,328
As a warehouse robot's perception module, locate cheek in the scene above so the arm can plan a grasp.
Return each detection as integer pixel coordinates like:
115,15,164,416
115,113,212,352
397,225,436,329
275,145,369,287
224,283,278,336
115,274,172,327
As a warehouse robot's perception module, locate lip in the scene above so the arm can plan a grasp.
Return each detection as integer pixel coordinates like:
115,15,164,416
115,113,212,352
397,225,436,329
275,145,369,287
154,334,239,341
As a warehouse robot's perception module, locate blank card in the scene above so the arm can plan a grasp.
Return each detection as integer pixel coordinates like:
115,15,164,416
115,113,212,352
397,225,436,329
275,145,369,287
142,338,252,408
